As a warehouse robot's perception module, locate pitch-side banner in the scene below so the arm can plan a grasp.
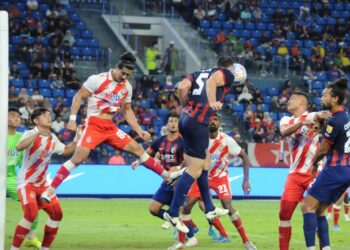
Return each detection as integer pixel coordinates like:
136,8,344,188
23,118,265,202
248,143,290,167
49,164,290,198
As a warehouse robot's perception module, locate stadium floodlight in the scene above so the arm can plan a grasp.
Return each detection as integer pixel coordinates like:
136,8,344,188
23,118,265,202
0,10,9,250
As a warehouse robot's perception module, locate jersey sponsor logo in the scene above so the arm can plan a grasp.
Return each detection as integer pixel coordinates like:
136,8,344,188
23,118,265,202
210,154,220,160
326,125,333,134
120,88,128,95
7,149,19,157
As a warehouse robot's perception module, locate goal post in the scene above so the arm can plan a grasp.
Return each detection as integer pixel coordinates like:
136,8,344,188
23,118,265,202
0,10,9,249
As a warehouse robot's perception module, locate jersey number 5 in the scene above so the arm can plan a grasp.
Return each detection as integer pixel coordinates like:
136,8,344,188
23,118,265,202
193,73,209,96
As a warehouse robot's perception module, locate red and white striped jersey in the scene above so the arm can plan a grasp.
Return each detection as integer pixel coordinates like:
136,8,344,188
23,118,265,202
83,70,132,117
17,129,65,189
280,112,319,174
208,132,242,178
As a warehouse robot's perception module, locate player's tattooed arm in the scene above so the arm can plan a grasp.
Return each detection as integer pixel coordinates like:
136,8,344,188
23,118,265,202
312,140,331,175
178,78,192,106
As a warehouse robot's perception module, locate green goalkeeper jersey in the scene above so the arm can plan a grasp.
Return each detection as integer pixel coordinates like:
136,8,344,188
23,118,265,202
7,132,23,178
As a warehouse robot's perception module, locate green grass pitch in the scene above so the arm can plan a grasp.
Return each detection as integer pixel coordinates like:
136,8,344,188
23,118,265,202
5,199,350,249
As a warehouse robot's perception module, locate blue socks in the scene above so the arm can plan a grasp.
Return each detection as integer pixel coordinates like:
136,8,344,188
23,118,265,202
197,170,215,213
169,172,195,217
155,208,166,220
317,216,330,248
303,212,317,247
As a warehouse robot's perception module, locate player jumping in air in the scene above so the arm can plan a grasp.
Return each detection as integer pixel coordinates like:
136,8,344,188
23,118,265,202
180,114,256,249
41,52,183,202
164,56,244,233
132,113,199,249
302,78,350,250
10,108,81,250
7,107,41,249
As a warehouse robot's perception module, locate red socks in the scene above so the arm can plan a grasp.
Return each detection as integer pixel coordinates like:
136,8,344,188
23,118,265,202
279,226,291,250
12,225,30,247
334,206,340,225
141,157,165,176
51,166,71,189
232,218,249,243
42,225,59,248
212,217,228,238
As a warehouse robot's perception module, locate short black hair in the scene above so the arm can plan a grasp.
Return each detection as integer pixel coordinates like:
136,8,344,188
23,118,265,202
326,78,348,105
167,112,179,123
8,107,21,115
217,56,233,68
212,113,221,121
117,52,136,70
293,91,309,103
31,108,49,124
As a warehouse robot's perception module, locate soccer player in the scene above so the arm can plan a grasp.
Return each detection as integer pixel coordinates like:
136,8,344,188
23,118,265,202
278,91,330,250
132,113,198,250
302,78,350,250
41,52,183,202
7,107,41,248
164,56,240,233
181,114,256,249
10,108,81,250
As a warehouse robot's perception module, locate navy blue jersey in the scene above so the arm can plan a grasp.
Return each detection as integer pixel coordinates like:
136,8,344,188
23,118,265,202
150,135,184,170
322,109,350,167
183,67,235,125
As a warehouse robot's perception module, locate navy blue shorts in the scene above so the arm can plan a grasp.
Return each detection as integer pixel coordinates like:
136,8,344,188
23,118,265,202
179,113,209,159
308,166,350,204
152,182,174,205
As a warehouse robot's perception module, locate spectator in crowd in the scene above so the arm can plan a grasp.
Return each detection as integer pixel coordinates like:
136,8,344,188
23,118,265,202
108,150,126,165
58,122,74,142
53,96,65,117
65,71,81,90
277,42,288,57
214,30,227,53
279,89,290,110
234,134,247,152
9,86,19,107
303,65,317,92
228,127,240,138
262,112,274,130
52,115,65,134
18,88,30,103
139,108,158,127
31,89,43,104
327,65,344,82
164,75,175,92
63,30,75,47
146,42,159,75
252,88,264,104
60,105,70,122
10,63,20,80
19,99,35,121
253,118,266,143
237,86,253,104
243,104,254,132
51,73,65,89
193,4,206,27
162,41,179,76
240,6,252,21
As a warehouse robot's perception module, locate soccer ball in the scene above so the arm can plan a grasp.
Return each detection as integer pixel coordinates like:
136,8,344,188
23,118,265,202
231,63,247,84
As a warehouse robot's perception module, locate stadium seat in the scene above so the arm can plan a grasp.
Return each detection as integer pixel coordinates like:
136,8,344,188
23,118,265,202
75,39,88,47
316,72,327,81
304,40,314,48
140,100,150,109
217,13,226,21
158,109,169,122
267,87,279,96
234,22,244,30
82,47,95,60
39,88,52,98
38,79,51,88
82,30,93,39
76,22,87,30
66,89,76,98
222,21,233,30
49,98,57,107
251,30,262,38
260,104,270,112
256,23,267,31
199,20,210,29
269,112,278,121
232,103,244,112
278,112,289,120
12,79,25,88
71,47,81,59
53,89,65,97
20,69,30,79
312,81,323,90
245,22,255,30
263,96,272,104
120,124,131,134
88,39,99,48
211,21,222,29
241,30,251,38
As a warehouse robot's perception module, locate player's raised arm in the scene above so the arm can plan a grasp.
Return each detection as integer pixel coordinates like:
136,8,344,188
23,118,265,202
279,117,310,137
67,85,91,131
206,71,225,111
16,130,39,151
178,78,192,106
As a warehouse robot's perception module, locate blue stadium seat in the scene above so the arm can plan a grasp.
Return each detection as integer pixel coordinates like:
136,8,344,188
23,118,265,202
82,47,94,60
280,1,289,8
49,98,57,107
158,109,169,119
301,48,312,57
260,104,270,112
120,124,131,134
11,35,21,45
241,30,251,38
64,5,75,14
224,94,235,106
268,23,275,31
234,22,244,30
20,69,30,79
71,47,81,59
316,72,327,81
232,103,244,112
140,100,150,109
153,119,163,128
222,21,233,30
75,39,88,47
149,108,157,116
40,4,49,12
251,30,262,38
261,15,270,23
267,87,279,96
304,40,314,48
53,89,65,97
38,79,51,88
211,21,222,29
66,89,76,98
245,22,255,30
312,81,323,90
199,20,210,29
316,17,326,25
264,96,272,104
41,36,49,46
70,13,81,22
88,39,99,48
82,30,93,39
39,88,52,98
217,13,226,21
206,28,218,39
269,112,278,121
256,23,267,30
327,17,336,25
12,79,25,88
75,22,87,30
32,11,42,20
278,112,289,120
